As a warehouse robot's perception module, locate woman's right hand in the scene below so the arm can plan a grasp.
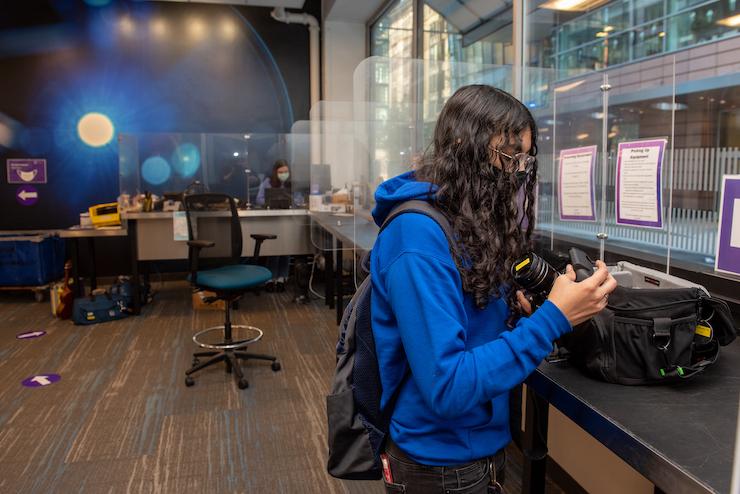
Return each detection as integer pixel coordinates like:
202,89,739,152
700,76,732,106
547,260,617,326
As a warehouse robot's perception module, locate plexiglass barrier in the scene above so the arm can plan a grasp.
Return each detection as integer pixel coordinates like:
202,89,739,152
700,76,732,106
301,54,737,285
119,132,310,210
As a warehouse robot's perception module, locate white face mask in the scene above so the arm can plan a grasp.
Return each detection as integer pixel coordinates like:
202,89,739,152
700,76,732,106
277,172,290,183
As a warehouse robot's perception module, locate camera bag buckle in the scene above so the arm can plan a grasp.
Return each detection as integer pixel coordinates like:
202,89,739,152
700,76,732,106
651,317,672,352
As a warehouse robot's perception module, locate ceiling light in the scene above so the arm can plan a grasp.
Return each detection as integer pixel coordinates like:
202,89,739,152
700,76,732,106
596,31,608,37
188,18,206,40
608,131,617,138
720,99,726,104
604,25,614,32
539,127,550,133
658,31,666,37
540,0,609,11
718,14,740,27
576,133,589,140
233,152,239,157
150,18,167,37
554,79,585,93
651,102,688,111
119,16,134,35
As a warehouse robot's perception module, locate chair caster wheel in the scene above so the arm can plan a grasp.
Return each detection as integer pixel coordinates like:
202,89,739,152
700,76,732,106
192,358,200,366
271,361,281,372
238,379,249,389
185,376,195,387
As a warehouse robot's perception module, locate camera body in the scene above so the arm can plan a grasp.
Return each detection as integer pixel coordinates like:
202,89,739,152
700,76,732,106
511,248,596,308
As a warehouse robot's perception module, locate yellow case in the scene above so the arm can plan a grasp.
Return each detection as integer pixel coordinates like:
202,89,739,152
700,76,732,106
89,202,121,227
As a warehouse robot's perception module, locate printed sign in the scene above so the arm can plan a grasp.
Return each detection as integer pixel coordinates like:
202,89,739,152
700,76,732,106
16,185,39,206
616,139,667,229
16,330,46,339
7,159,47,184
22,374,61,388
715,175,740,276
558,146,597,221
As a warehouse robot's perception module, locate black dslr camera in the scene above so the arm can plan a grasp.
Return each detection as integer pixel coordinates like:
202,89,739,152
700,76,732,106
510,248,596,361
511,247,596,308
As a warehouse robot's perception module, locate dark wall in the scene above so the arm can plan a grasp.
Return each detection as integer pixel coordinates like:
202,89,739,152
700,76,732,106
0,0,319,230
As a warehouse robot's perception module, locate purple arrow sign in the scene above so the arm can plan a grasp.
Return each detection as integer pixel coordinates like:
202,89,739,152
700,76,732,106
16,185,38,206
22,374,61,388
16,330,46,340
7,158,47,184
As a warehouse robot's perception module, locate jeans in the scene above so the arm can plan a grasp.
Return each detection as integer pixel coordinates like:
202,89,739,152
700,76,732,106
382,440,506,494
266,256,290,280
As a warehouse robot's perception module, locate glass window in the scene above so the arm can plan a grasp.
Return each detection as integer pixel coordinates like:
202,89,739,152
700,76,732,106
370,0,414,58
423,2,513,66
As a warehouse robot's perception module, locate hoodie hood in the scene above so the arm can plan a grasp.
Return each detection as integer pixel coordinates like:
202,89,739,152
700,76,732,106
372,171,438,226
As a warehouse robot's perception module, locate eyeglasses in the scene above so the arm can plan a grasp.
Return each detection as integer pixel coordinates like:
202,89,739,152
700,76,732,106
491,148,536,173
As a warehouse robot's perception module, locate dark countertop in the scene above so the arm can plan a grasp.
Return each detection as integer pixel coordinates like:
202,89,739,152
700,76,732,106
528,340,740,494
309,212,378,252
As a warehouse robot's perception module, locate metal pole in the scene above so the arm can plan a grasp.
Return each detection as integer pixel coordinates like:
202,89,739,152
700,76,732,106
551,90,557,251
512,0,525,99
598,74,611,260
666,55,677,274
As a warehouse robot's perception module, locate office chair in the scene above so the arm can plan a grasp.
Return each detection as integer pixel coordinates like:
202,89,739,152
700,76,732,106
183,193,281,390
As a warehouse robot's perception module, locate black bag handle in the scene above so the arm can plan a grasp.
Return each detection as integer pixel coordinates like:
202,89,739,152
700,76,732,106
702,296,737,346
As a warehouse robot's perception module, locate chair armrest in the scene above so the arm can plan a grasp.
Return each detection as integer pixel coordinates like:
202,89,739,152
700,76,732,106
187,240,215,283
250,234,277,260
187,240,215,248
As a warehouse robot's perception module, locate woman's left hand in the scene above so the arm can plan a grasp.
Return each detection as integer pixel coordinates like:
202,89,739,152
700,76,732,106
516,290,533,316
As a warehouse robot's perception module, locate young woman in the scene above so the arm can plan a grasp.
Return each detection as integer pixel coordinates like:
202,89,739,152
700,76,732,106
371,85,617,493
257,159,292,290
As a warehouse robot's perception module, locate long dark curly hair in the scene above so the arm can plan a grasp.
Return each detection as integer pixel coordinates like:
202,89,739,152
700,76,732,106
416,85,538,310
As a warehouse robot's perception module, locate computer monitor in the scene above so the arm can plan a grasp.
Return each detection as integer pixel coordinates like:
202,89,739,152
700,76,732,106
310,164,332,195
265,187,292,209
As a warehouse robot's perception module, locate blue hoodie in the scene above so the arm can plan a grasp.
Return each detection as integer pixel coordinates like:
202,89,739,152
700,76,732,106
371,171,571,465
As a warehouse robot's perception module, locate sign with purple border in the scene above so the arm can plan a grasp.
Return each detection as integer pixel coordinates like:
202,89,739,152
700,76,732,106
22,374,61,388
16,330,46,340
7,158,47,184
558,145,597,222
616,139,666,229
16,185,39,206
715,175,740,276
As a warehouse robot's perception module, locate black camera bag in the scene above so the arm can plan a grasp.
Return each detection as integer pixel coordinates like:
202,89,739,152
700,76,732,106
563,286,736,385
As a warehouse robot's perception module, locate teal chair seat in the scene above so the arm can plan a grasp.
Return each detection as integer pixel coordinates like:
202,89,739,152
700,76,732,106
192,265,273,291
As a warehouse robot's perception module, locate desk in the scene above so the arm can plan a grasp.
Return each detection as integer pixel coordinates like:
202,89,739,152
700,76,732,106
58,227,128,297
309,212,378,323
522,342,740,494
125,209,313,313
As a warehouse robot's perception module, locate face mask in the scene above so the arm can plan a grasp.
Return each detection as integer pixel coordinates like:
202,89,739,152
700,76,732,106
514,170,529,189
277,172,290,183
492,168,529,190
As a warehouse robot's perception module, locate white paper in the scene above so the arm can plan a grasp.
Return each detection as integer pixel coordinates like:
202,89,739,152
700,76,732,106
617,141,665,225
173,211,189,241
560,148,595,219
731,199,740,249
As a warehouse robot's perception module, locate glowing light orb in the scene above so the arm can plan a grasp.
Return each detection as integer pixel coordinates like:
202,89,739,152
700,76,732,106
141,156,171,185
77,112,114,147
171,143,201,178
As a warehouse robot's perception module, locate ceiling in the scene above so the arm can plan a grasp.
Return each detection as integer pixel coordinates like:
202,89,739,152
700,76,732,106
324,0,387,22
149,0,306,8
425,0,511,34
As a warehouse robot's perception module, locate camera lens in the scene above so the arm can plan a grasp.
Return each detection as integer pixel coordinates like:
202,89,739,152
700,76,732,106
511,253,558,294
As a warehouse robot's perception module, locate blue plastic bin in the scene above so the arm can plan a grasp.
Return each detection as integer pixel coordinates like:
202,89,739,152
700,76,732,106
0,234,66,286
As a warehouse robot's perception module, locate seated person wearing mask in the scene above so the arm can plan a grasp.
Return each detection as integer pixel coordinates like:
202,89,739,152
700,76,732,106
257,159,292,291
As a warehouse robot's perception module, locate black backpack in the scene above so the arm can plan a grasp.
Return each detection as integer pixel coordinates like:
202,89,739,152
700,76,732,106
326,200,455,480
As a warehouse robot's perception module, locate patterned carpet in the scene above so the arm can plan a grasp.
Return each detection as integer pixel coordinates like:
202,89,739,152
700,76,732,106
0,281,564,493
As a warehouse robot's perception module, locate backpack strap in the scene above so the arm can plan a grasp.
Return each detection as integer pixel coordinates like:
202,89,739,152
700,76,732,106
359,200,456,277
379,200,456,252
